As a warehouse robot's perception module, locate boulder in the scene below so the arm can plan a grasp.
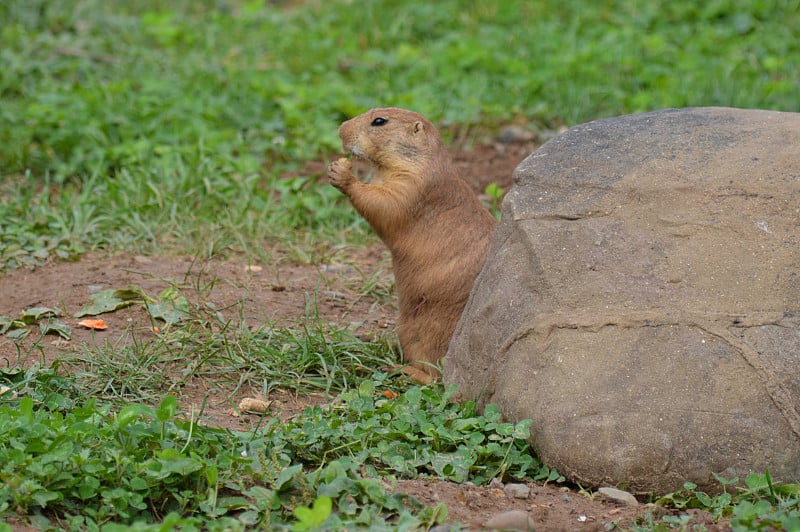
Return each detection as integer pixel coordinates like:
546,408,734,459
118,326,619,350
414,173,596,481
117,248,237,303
445,107,800,495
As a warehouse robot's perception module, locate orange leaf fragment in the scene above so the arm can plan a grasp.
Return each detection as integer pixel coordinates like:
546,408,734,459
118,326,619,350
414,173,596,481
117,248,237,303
382,390,398,399
78,319,108,330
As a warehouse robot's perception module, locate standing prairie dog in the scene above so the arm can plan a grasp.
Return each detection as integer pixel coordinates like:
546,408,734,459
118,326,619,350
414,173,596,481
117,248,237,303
327,107,497,382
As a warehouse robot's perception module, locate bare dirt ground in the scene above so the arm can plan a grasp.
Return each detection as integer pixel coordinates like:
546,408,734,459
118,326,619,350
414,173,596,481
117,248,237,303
0,138,730,530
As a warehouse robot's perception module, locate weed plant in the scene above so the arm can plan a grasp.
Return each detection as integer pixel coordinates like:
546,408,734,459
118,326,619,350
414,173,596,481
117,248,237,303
0,374,545,530
4,333,798,529
2,0,799,529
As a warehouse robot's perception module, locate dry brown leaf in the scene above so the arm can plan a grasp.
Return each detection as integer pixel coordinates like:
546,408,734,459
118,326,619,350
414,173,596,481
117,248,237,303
78,318,108,330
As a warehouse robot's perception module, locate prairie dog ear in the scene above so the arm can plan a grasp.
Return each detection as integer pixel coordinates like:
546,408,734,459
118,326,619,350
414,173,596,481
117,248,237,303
412,121,424,135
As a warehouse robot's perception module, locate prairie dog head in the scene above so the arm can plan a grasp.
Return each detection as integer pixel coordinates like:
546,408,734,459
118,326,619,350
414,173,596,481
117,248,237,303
338,107,445,172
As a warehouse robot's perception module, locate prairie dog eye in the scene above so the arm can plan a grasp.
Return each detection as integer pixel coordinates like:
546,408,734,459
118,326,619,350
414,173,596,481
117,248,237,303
371,117,388,126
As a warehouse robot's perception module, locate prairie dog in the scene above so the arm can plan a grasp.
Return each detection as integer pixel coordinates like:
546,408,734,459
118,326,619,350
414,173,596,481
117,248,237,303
328,107,496,382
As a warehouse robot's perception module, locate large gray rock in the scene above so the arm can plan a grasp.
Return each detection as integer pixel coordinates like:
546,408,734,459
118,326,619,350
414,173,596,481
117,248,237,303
445,107,800,495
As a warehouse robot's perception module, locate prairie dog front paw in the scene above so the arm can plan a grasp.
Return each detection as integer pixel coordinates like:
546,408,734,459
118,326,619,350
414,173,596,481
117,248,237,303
327,157,355,191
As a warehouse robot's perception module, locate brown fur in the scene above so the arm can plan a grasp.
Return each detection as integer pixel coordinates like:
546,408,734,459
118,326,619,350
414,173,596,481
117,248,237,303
327,107,497,382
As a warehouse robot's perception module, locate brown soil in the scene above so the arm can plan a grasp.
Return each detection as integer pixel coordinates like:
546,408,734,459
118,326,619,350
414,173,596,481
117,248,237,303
0,138,730,530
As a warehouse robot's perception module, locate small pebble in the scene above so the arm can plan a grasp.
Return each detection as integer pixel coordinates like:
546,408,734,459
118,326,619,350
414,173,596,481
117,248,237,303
488,477,504,489
485,509,535,531
237,398,272,414
496,125,536,144
320,263,351,274
597,486,638,506
503,483,531,499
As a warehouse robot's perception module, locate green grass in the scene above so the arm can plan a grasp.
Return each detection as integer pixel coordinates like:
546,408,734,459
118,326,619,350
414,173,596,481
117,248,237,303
4,281,402,401
0,370,548,530
1,0,799,268
2,0,800,529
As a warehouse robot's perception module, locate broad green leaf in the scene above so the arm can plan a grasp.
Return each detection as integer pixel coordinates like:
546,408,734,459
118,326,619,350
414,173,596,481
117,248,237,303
275,464,303,492
0,315,26,334
158,456,203,476
77,476,100,500
6,328,29,340
0,367,24,380
745,472,770,491
156,395,178,422
74,287,146,317
404,386,422,405
31,489,61,507
293,496,332,532
357,379,374,398
146,298,190,325
39,319,72,340
215,495,253,511
20,307,61,324
116,404,155,429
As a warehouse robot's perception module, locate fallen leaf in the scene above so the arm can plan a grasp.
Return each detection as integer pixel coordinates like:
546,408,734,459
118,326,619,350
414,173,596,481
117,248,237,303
6,328,29,340
20,307,61,324
78,319,108,330
41,319,72,339
146,299,189,325
74,286,145,317
0,316,26,335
